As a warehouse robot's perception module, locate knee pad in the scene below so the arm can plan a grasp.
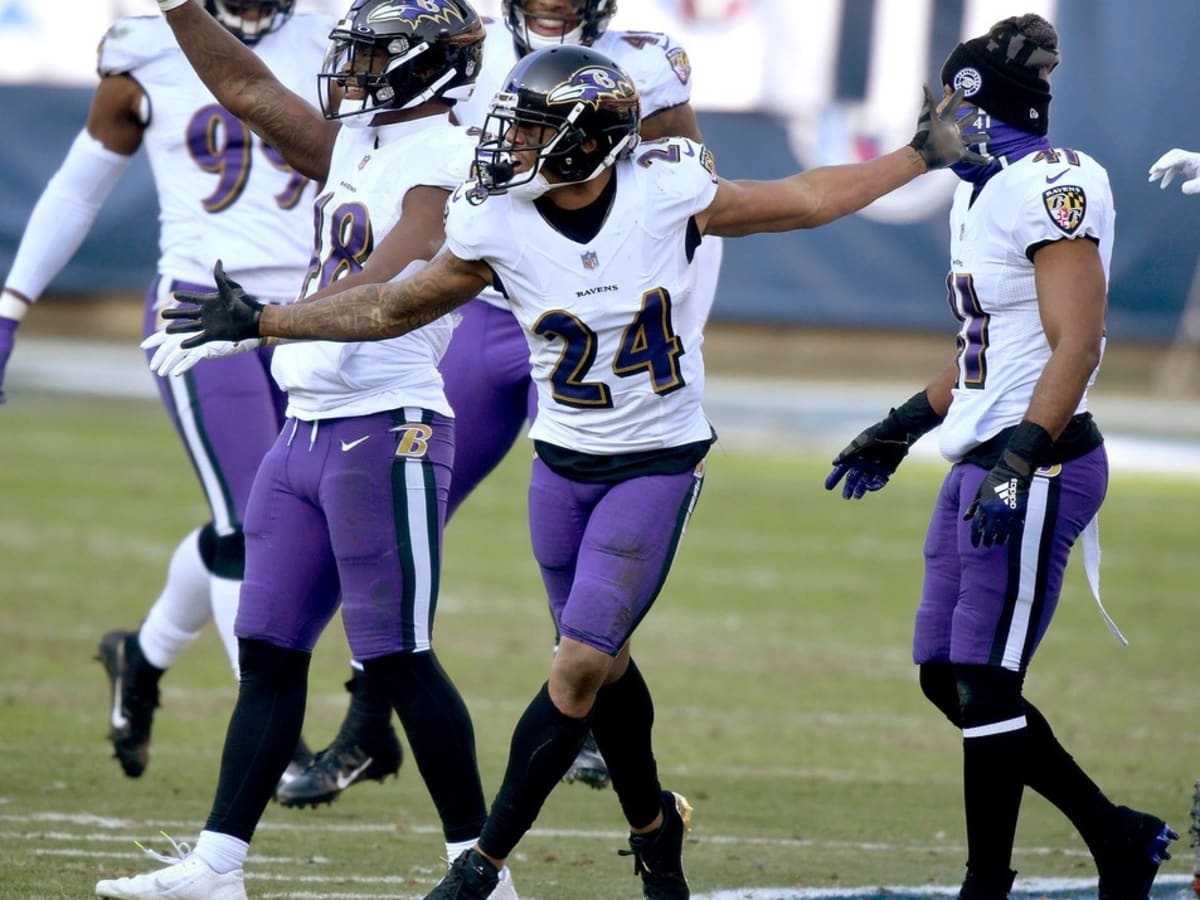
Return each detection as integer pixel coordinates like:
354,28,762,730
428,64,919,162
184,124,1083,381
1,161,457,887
954,664,1025,729
919,662,961,726
198,522,219,571
212,530,246,580
238,638,310,688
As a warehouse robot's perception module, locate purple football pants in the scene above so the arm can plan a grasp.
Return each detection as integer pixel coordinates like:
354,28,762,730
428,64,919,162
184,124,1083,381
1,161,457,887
527,457,707,656
440,299,537,520
913,445,1108,672
236,408,454,659
143,277,286,537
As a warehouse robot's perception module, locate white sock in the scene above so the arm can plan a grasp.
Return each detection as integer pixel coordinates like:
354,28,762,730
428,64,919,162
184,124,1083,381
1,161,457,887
137,529,210,669
193,830,248,874
209,575,242,679
445,838,476,863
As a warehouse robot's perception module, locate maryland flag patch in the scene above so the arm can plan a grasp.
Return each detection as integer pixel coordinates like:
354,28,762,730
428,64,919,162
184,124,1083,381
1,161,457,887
1042,184,1086,235
667,47,692,84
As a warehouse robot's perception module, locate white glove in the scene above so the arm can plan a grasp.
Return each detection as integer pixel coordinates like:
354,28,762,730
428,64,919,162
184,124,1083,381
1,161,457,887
141,329,259,377
1148,148,1200,195
158,0,190,12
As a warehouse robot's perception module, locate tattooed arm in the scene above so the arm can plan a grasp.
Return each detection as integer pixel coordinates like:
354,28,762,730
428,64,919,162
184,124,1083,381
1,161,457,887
163,1,336,180
261,247,492,341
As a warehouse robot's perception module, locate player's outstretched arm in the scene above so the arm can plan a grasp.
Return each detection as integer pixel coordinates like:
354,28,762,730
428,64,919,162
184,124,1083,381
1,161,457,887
700,86,984,237
164,250,491,345
157,0,336,181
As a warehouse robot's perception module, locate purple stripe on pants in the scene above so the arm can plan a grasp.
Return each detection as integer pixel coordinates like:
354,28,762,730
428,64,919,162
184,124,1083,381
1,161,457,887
913,445,1108,670
237,409,454,657
527,457,705,656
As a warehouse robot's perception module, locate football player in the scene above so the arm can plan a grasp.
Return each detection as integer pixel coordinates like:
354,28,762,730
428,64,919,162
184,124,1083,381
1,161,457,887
285,0,722,808
95,1,515,898
146,43,980,899
824,14,1177,900
0,1,329,780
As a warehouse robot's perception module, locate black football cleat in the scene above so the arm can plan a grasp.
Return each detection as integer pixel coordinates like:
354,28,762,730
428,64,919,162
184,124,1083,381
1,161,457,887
95,629,160,778
620,791,693,900
275,727,401,808
958,868,1016,899
423,848,499,900
562,730,611,790
1093,805,1178,900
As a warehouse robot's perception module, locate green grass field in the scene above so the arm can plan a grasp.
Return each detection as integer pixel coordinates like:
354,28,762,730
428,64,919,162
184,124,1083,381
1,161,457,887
2,393,1199,899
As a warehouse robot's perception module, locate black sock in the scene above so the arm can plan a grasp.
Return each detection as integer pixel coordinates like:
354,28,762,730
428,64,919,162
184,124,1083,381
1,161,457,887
1022,701,1113,845
127,631,165,692
340,666,394,741
479,683,590,859
361,651,486,843
205,639,310,841
591,658,661,829
956,665,1027,878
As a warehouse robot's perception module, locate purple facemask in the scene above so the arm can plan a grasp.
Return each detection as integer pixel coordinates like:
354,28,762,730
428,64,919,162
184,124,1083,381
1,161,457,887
949,107,1051,186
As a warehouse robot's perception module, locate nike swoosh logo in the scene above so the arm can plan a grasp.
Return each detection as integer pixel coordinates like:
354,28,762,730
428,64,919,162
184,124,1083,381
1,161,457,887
340,436,370,452
110,643,128,730
335,757,373,790
1045,169,1069,183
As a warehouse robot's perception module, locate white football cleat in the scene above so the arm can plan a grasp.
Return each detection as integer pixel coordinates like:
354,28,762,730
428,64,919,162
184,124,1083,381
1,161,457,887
95,837,246,900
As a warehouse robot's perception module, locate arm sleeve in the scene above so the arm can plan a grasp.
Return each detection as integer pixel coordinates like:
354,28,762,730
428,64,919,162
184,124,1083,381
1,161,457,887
3,130,135,302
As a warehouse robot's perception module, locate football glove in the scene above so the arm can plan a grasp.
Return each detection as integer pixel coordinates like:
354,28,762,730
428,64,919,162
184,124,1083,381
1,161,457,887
1148,148,1200,195
141,328,259,377
163,260,263,347
0,315,16,404
909,85,990,171
825,390,944,499
964,421,1052,548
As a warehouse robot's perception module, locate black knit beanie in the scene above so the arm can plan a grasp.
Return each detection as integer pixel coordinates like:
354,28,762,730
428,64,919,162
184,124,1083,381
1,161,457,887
940,14,1060,135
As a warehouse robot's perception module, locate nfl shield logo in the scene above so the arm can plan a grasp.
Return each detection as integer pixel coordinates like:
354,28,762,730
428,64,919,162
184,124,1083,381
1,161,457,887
581,251,598,270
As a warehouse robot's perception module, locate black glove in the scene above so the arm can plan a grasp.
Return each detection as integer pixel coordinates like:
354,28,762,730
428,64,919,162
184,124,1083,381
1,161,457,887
825,390,944,500
909,85,990,170
164,260,264,348
964,421,1053,548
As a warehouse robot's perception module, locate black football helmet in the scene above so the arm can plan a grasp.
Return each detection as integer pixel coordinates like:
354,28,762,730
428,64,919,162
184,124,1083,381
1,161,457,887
475,45,639,196
205,0,294,45
318,0,485,124
502,0,617,56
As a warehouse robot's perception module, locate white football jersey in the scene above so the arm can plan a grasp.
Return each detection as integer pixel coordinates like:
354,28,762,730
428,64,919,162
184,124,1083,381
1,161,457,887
443,136,718,455
97,14,331,301
454,19,692,132
938,148,1115,462
271,118,478,420
453,19,713,316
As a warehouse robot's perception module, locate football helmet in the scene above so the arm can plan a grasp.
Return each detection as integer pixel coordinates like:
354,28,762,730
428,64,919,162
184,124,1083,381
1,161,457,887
318,0,485,124
475,45,639,196
205,0,294,45
503,0,617,56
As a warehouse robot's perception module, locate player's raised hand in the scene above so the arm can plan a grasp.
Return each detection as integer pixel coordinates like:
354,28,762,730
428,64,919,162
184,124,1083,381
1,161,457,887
164,260,263,347
909,85,990,170
1148,148,1200,195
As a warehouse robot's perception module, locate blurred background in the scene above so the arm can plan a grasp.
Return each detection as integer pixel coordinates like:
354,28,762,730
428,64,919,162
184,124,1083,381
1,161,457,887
3,0,1200,376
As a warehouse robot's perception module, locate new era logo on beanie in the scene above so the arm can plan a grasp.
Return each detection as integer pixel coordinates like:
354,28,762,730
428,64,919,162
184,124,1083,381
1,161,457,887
940,17,1059,136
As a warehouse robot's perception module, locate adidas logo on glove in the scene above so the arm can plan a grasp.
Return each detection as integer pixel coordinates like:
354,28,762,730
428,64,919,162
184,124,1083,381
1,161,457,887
992,478,1020,510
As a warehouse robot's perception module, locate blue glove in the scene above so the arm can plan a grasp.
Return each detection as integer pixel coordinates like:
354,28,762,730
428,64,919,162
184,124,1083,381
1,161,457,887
826,390,944,500
964,421,1053,548
0,315,18,404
